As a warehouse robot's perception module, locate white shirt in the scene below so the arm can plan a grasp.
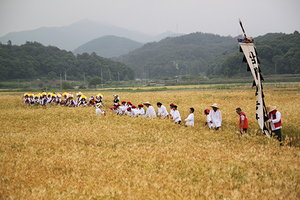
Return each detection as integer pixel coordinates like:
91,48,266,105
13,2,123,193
145,106,156,118
209,109,222,128
129,109,138,117
206,114,213,128
170,109,174,117
158,105,169,117
136,108,145,116
172,109,181,123
121,105,128,115
269,110,282,131
185,113,194,126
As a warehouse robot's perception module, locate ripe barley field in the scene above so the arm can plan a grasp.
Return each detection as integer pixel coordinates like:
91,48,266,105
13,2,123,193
0,88,299,199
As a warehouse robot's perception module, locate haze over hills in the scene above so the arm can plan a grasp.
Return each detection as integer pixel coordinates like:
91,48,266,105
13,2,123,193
73,35,144,58
114,32,239,79
0,19,180,51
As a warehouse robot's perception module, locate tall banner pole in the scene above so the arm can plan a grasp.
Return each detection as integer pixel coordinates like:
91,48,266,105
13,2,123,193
238,20,270,137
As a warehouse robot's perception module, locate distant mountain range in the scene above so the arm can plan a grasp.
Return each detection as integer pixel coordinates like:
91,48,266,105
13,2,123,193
114,32,239,78
0,19,181,51
73,35,144,58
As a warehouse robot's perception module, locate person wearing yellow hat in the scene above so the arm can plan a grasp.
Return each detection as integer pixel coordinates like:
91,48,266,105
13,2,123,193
77,95,87,107
95,94,103,107
56,93,62,105
209,103,222,130
75,91,83,106
41,92,48,106
33,94,39,105
65,93,75,107
23,93,29,104
266,105,282,145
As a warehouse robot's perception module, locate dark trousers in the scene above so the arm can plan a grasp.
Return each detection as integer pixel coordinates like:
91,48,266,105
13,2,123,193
240,128,247,135
272,129,282,145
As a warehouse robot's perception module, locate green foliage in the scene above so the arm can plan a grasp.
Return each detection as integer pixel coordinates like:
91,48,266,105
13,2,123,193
0,42,135,81
88,76,101,89
62,81,73,90
115,32,238,78
208,32,300,77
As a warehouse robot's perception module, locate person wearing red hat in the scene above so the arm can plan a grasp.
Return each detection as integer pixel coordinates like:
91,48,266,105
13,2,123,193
204,109,212,129
127,106,138,117
136,104,145,116
169,103,175,119
115,104,122,115
121,101,128,115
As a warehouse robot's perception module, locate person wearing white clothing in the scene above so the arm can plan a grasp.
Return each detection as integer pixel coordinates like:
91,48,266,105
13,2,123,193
266,105,282,145
120,101,128,115
143,102,156,118
209,103,222,130
136,104,145,117
127,107,138,117
171,105,181,124
204,109,213,128
185,108,194,126
157,102,169,118
169,103,175,118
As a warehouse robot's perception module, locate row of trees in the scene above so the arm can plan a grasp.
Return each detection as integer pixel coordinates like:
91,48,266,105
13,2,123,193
207,31,300,77
0,41,135,82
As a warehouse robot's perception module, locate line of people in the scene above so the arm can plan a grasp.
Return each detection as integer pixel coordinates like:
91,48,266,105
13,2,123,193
22,91,104,107
22,92,282,144
109,94,282,144
109,94,195,126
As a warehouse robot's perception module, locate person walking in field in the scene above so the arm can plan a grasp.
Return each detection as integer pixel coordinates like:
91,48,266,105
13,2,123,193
171,105,181,124
204,109,213,129
157,102,169,118
209,103,222,130
143,102,156,118
185,108,194,126
266,105,282,145
236,107,248,134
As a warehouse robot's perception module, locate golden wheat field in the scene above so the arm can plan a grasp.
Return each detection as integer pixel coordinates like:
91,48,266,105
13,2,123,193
0,88,300,199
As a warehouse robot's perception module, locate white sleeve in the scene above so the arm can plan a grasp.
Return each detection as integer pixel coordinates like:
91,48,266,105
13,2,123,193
273,111,281,123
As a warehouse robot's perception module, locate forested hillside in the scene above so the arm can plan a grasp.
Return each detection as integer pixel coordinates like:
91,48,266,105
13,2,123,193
73,35,143,58
207,31,300,77
0,41,134,82
114,32,238,79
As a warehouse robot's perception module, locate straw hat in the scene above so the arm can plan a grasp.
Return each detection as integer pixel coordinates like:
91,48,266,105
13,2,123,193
266,105,276,113
143,101,151,105
210,103,219,109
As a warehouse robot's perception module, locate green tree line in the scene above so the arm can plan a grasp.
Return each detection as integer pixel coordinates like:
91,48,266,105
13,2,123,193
0,41,135,82
207,31,300,77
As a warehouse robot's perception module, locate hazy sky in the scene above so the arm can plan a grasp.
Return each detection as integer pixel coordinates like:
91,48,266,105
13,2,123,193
0,0,299,37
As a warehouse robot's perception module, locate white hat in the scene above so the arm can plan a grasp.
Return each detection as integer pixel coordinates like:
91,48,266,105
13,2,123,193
210,103,219,109
143,101,151,105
